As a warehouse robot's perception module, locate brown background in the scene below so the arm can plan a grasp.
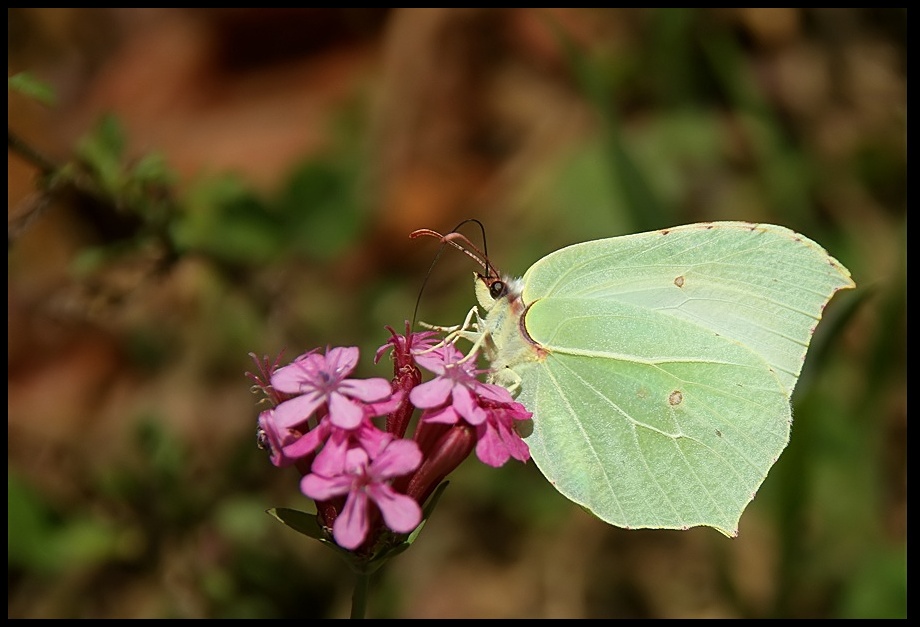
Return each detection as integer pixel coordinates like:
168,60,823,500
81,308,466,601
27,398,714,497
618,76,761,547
8,8,906,618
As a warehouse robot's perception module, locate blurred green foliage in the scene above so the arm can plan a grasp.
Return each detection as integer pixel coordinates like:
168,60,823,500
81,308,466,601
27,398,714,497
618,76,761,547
8,8,905,619
8,71,57,106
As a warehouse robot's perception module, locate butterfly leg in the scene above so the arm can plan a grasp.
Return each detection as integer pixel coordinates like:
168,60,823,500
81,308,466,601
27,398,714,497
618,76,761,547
417,306,487,358
489,365,522,396
418,305,480,336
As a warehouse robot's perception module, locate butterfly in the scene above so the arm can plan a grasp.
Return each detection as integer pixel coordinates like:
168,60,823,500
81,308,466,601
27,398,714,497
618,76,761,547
414,222,854,536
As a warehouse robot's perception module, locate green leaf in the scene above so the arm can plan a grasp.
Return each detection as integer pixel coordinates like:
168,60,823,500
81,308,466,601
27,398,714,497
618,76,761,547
8,470,125,573
8,71,57,106
266,507,326,541
275,158,364,260
76,114,128,198
130,152,175,186
172,175,281,263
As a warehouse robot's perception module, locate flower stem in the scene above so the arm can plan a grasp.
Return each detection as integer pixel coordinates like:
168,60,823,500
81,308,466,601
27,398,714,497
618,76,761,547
350,571,370,619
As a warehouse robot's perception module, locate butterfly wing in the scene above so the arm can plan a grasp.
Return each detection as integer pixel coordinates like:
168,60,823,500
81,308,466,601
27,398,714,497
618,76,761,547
511,222,854,534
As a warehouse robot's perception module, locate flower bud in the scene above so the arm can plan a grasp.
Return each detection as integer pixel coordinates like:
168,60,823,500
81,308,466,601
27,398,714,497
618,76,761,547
404,424,476,506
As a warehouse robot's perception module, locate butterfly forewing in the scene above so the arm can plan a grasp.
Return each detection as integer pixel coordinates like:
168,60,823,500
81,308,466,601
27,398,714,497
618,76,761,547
475,222,855,534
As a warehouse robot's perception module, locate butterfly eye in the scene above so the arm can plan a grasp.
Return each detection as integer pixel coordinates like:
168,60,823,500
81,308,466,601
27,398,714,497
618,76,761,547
490,280,506,300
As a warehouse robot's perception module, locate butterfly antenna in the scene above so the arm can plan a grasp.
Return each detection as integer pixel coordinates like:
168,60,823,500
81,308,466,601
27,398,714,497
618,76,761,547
458,218,495,281
409,237,448,329
409,219,496,328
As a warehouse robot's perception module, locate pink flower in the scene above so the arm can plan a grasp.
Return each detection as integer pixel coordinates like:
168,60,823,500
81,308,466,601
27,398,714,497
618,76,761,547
409,339,467,375
474,400,532,467
251,330,534,557
257,408,299,467
417,389,532,468
375,325,438,438
278,392,403,470
374,324,440,369
270,347,393,430
409,342,532,468
301,439,423,550
409,344,509,425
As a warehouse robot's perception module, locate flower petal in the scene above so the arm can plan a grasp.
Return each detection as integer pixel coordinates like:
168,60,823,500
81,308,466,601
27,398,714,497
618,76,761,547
339,377,393,402
343,445,371,474
413,343,466,374
474,381,516,404
272,392,324,429
453,386,488,425
474,423,511,467
367,484,422,534
311,430,350,476
370,439,422,479
409,377,453,408
258,409,296,467
420,404,460,425
328,392,365,429
366,390,403,416
503,427,531,462
355,423,394,459
270,352,322,393
281,419,330,459
474,410,531,467
323,346,360,381
301,472,353,501
491,406,531,462
333,490,369,550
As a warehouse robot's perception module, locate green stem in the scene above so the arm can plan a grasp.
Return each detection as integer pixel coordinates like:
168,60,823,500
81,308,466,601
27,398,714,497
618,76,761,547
8,129,58,175
350,571,369,619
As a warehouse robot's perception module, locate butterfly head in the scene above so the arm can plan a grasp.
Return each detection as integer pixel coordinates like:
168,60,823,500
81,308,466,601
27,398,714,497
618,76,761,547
474,272,524,313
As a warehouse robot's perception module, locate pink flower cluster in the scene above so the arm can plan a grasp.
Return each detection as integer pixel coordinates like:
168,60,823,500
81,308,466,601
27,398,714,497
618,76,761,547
248,324,532,553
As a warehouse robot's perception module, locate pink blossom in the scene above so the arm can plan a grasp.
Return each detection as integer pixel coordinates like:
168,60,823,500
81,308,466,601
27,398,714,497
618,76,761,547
409,339,467,375
270,347,393,430
257,408,299,467
375,325,437,438
374,325,440,368
301,439,423,550
417,389,532,468
251,329,535,557
278,392,403,471
409,342,532,468
474,400,532,467
409,344,509,425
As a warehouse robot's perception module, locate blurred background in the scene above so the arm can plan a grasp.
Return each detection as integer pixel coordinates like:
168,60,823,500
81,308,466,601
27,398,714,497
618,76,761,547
8,8,905,618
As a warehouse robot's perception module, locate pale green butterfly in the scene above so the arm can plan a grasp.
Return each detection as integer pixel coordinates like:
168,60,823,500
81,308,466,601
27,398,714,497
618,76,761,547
415,222,854,537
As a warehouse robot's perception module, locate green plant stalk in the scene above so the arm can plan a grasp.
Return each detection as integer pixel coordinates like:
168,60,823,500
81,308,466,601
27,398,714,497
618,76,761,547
350,571,369,619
